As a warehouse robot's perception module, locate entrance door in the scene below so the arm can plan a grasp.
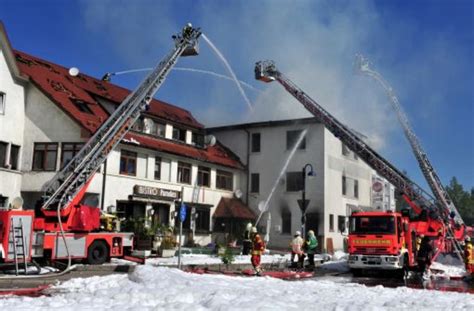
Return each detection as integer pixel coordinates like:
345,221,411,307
152,203,170,227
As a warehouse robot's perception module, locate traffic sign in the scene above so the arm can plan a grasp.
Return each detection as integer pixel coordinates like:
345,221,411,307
297,199,310,212
179,203,187,222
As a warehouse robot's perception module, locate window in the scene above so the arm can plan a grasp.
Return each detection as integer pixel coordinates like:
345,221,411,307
132,118,144,132
119,150,137,176
251,133,261,152
350,216,396,234
342,175,347,195
197,166,210,187
72,99,93,114
216,169,233,190
177,162,191,184
9,145,20,170
33,143,58,171
354,179,359,198
172,127,186,142
338,216,346,232
61,143,83,168
0,142,7,167
181,206,210,232
192,133,205,148
286,171,303,192
154,157,161,180
281,210,291,234
194,208,210,231
0,196,7,208
286,130,306,150
342,143,350,156
329,214,334,232
0,92,5,114
251,173,260,193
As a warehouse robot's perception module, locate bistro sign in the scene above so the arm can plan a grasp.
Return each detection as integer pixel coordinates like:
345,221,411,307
133,185,180,201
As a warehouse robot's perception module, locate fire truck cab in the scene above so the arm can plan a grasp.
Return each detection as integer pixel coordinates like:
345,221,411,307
347,211,409,271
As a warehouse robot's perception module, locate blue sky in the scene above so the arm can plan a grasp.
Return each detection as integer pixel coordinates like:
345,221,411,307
1,0,473,191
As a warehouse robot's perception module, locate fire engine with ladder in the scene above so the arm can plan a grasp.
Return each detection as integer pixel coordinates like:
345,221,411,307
255,60,469,275
0,24,201,275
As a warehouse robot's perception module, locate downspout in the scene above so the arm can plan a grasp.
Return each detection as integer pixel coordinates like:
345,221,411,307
244,129,250,205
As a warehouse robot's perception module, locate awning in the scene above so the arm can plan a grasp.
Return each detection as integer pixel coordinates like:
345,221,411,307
213,197,256,220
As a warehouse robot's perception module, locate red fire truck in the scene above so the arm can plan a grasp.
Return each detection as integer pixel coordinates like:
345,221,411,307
0,24,201,274
254,60,468,275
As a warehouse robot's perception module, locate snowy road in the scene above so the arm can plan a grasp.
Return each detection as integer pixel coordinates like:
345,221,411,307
0,265,472,310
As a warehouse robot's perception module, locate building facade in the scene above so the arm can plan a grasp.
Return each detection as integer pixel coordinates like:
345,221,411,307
0,24,27,208
0,24,245,246
210,118,386,251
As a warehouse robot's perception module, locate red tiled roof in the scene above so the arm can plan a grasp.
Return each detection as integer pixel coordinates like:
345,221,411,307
213,198,256,220
13,50,242,169
123,133,242,169
14,50,203,131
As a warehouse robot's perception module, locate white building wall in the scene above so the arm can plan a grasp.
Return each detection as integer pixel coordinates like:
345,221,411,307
21,85,86,192
213,120,375,252
17,83,241,245
0,48,25,206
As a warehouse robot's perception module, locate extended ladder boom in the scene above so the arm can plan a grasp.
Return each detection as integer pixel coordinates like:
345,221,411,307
355,55,463,225
255,60,437,213
41,24,202,211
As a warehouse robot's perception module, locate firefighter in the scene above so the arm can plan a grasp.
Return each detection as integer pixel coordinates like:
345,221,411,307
251,227,265,276
464,237,474,274
290,231,304,268
416,234,424,251
242,222,252,255
416,236,433,275
305,230,318,268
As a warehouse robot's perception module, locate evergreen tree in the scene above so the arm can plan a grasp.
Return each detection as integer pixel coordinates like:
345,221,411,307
445,177,474,225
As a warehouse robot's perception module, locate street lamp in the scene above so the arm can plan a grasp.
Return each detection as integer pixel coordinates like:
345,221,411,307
299,163,315,238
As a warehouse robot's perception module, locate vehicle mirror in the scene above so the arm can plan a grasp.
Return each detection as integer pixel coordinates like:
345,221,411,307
403,223,409,232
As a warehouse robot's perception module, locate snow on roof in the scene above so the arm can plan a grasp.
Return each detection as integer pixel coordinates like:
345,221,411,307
13,50,242,169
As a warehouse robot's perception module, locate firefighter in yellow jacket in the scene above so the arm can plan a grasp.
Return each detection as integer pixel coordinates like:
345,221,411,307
251,227,265,276
465,237,474,274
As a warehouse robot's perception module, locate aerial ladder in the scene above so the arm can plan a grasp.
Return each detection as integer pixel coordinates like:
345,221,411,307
355,55,466,258
255,61,466,270
0,24,201,273
41,24,201,216
255,60,436,212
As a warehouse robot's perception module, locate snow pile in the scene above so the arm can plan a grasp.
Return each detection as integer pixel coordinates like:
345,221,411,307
0,266,473,310
430,261,466,278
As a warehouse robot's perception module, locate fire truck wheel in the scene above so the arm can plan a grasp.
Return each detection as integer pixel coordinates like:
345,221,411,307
87,240,109,265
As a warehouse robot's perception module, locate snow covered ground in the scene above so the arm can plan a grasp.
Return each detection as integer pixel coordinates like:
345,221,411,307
0,265,472,310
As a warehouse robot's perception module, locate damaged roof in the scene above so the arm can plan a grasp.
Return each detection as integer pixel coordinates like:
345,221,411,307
14,50,242,169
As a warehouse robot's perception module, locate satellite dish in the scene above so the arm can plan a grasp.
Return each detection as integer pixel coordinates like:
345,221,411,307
234,189,243,199
205,135,216,147
258,201,267,212
11,197,24,210
69,67,80,77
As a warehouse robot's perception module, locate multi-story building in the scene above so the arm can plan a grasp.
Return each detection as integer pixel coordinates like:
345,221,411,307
0,23,27,208
0,23,246,246
210,118,385,251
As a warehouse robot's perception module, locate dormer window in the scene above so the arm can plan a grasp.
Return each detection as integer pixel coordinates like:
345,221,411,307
192,132,205,147
172,127,186,142
72,99,93,114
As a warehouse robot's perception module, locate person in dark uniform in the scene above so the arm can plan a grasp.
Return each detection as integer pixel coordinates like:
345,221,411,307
242,222,252,255
416,236,433,274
